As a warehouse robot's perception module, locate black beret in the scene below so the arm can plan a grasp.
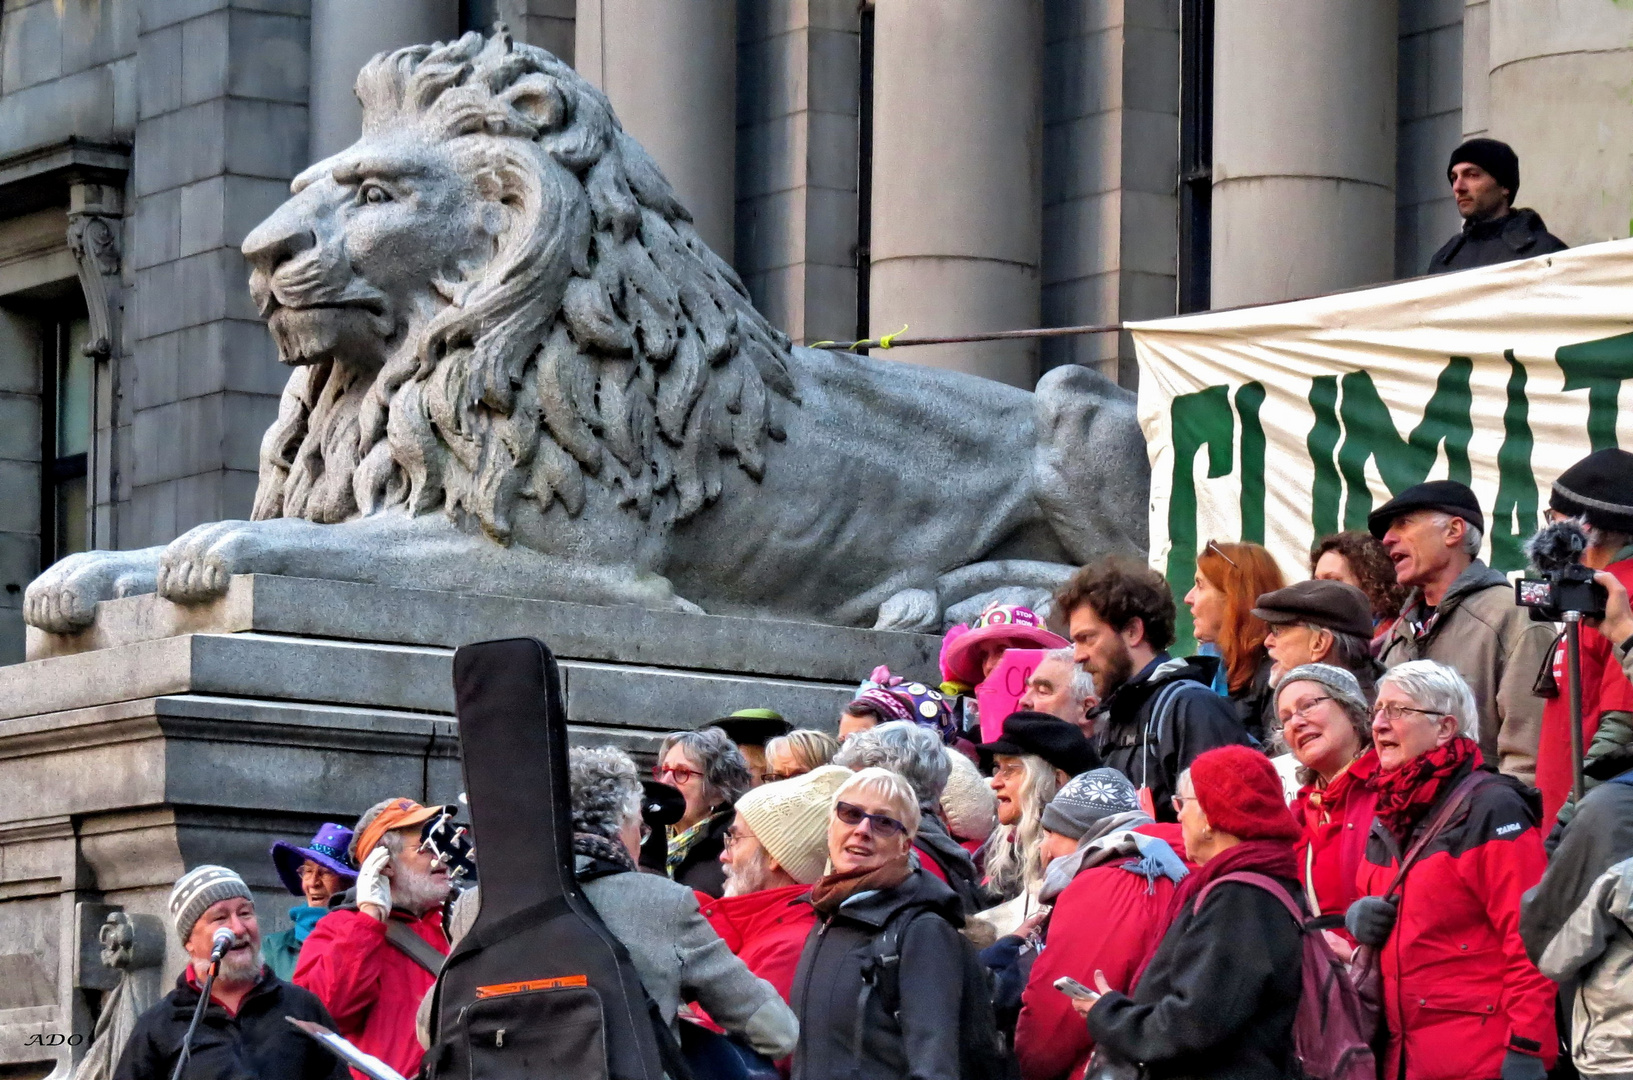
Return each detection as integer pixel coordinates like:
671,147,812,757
1550,448,1633,534
1448,138,1519,199
978,711,1100,777
1367,480,1484,540
1251,579,1374,638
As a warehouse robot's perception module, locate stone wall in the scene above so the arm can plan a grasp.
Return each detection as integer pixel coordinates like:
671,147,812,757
1395,0,1464,278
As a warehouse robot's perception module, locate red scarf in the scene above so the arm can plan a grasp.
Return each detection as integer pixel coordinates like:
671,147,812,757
1131,838,1298,989
1369,736,1480,843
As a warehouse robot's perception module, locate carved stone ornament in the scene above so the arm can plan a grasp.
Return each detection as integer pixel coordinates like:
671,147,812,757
24,28,1149,636
66,213,120,360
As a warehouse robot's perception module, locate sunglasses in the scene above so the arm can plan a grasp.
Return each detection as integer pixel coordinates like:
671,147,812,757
653,764,701,785
761,770,803,784
833,801,908,838
1203,539,1238,567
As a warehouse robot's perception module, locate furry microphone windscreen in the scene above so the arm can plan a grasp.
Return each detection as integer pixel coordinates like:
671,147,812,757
1525,519,1589,573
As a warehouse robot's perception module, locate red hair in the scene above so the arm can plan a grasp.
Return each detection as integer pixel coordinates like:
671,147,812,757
1196,541,1285,694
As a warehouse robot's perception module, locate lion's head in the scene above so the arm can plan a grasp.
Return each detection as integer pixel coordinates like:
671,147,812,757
241,30,795,540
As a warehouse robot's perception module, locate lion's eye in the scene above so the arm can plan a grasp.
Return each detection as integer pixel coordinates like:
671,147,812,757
361,185,392,205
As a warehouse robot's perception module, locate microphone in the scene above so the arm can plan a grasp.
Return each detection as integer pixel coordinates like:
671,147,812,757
1526,518,1589,572
209,927,237,963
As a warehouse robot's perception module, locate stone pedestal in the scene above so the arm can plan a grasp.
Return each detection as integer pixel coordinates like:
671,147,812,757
0,576,937,1077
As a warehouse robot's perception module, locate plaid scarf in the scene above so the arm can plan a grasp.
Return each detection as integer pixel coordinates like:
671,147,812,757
1369,736,1480,843
666,807,727,877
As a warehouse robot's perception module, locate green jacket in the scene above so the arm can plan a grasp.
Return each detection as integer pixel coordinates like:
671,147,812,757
260,904,330,981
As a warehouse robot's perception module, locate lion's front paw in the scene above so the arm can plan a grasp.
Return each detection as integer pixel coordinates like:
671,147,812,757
156,521,262,604
24,549,163,633
874,588,941,633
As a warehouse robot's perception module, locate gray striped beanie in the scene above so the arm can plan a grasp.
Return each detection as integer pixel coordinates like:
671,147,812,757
169,865,253,944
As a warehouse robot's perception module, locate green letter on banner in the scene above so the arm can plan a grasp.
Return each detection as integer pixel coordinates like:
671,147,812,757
1167,386,1233,652
1236,383,1267,544
1336,358,1474,529
1556,331,1633,450
1307,376,1341,538
1490,350,1538,572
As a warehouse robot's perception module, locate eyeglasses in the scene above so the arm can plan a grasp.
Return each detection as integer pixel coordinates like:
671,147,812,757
639,823,652,845
992,761,1026,781
1171,793,1195,814
833,801,908,838
1372,704,1448,723
760,769,805,784
1280,696,1334,724
653,764,701,785
723,827,754,849
1204,539,1238,567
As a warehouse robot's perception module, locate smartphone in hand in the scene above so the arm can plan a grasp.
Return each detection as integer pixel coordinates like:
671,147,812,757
1053,975,1100,1001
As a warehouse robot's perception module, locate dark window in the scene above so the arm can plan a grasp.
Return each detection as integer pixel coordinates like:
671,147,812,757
855,3,876,346
458,0,500,34
1178,0,1214,313
40,311,91,564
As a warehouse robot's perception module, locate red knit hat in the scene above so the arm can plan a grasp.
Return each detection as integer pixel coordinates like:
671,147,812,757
1189,745,1300,842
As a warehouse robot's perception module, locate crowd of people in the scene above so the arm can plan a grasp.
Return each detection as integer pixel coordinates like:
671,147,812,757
112,445,1633,1080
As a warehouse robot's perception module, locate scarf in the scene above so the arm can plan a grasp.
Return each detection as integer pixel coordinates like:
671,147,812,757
809,858,913,918
666,807,727,876
1369,736,1480,843
574,832,637,877
287,904,328,945
1039,819,1189,904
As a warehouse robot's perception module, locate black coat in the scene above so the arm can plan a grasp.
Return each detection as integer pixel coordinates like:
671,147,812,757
113,968,348,1080
1426,208,1567,274
1086,874,1304,1080
1091,656,1255,822
790,869,966,1080
671,806,732,897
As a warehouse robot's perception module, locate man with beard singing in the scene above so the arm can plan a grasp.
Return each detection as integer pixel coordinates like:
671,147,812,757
295,799,453,1080
115,865,347,1080
1056,558,1253,822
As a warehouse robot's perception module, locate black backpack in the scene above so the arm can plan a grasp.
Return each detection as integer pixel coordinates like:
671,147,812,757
856,904,1015,1080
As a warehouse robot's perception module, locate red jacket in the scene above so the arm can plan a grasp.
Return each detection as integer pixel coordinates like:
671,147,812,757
292,907,449,1080
1355,765,1556,1080
697,883,815,1004
1015,823,1186,1080
1290,750,1379,932
1537,558,1633,831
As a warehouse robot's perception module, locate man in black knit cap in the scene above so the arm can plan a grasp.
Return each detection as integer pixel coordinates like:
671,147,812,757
1427,137,1567,274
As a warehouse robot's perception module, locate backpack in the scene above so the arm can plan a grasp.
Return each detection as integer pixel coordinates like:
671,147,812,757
1192,873,1376,1080
857,903,1015,1080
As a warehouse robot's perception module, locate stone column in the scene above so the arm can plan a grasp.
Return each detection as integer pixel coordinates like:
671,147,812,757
1210,0,1397,308
868,0,1043,387
1487,0,1633,245
575,1,737,258
308,0,460,162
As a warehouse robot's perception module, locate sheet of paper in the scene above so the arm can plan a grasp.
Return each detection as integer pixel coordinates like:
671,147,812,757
286,1018,410,1080
974,648,1048,742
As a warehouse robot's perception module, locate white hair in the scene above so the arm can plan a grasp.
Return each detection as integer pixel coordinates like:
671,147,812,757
832,721,950,803
983,754,1062,900
1377,660,1479,740
1044,647,1096,703
832,767,921,837
1430,512,1483,557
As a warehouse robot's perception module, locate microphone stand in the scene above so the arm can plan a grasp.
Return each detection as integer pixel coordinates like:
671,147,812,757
170,953,222,1080
1565,611,1586,806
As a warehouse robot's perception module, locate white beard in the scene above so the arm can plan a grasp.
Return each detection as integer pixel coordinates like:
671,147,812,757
392,859,453,914
723,845,773,897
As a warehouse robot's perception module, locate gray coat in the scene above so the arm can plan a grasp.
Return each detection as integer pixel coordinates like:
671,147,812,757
1539,856,1633,1077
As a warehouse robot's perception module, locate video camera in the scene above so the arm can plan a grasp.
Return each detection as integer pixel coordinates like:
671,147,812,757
1516,519,1607,622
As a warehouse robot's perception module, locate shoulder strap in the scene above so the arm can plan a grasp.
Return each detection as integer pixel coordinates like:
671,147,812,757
384,919,446,976
851,904,936,1066
1382,770,1488,900
1141,679,1190,790
1194,871,1304,923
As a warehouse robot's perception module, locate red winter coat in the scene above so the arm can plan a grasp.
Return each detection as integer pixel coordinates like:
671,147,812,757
1290,750,1379,934
698,883,815,1004
1015,823,1186,1080
1356,764,1556,1080
1537,557,1633,831
292,907,449,1080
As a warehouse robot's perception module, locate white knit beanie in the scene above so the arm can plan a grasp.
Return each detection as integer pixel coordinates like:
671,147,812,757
940,748,998,844
735,765,852,885
169,865,253,945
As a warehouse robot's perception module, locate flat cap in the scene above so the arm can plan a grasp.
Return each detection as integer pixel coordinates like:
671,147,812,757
1251,579,1374,638
1366,480,1484,540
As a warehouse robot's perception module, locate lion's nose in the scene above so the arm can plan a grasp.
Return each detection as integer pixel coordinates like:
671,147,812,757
242,211,317,275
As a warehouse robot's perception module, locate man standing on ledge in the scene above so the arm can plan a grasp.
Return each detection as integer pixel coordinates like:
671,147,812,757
1427,138,1566,274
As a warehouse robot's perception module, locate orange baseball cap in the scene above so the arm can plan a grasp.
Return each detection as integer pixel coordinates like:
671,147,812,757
354,798,442,862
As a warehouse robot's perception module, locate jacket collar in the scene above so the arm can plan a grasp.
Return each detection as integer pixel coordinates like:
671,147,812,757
821,867,962,930
1093,653,1217,726
1403,558,1508,622
697,883,810,946
173,965,277,1017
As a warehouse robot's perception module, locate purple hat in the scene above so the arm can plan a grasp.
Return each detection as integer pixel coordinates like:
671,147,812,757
271,822,358,896
849,665,959,745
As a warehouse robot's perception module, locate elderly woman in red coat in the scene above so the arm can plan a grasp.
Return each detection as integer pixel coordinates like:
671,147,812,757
1346,661,1555,1080
1276,663,1378,944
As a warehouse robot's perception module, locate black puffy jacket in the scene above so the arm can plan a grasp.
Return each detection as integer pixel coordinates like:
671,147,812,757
1426,208,1567,274
113,969,348,1080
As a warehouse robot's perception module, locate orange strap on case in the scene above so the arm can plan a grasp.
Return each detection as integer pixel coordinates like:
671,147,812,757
474,975,589,999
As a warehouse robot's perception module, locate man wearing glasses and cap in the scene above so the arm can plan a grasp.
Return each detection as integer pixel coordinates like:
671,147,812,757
293,799,453,1080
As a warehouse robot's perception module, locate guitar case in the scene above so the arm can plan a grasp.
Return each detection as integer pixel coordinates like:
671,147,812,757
425,638,672,1080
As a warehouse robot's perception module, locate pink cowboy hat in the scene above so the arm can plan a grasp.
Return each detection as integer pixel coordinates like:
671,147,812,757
940,604,1068,686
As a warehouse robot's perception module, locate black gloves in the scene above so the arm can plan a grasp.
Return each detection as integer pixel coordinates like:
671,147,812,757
1344,896,1398,947
1500,1051,1546,1080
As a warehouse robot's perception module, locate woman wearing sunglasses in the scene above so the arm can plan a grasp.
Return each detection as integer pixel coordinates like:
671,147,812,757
789,768,974,1080
655,728,753,897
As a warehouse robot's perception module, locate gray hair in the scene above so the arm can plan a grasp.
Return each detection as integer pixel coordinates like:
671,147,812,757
765,729,839,774
1430,512,1483,557
1285,624,1380,699
832,767,921,838
983,753,1062,899
569,746,644,841
1273,663,1373,784
1377,660,1480,740
832,720,951,803
1044,647,1097,704
351,799,408,861
658,728,753,806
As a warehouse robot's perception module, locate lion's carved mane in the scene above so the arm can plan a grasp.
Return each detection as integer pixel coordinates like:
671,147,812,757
252,31,796,543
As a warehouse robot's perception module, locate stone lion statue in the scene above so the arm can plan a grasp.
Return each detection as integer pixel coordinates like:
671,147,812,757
26,30,1147,635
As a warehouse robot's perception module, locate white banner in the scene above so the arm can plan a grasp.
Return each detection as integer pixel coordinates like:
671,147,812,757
1130,239,1633,649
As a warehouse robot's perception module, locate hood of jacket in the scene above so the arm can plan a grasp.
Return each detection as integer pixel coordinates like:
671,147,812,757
825,865,964,930
1403,559,1510,621
914,806,980,877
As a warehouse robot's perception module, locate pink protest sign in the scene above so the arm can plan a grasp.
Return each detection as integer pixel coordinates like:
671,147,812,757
974,649,1048,742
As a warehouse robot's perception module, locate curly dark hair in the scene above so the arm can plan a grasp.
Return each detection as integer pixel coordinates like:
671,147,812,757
1310,531,1408,623
1053,557,1176,652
